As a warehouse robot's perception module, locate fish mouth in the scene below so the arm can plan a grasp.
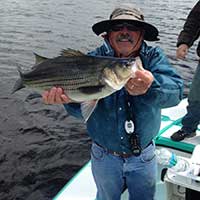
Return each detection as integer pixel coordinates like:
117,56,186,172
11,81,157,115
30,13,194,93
103,68,124,90
103,60,135,90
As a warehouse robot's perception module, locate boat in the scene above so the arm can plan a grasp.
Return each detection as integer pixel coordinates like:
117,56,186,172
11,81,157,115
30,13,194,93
53,98,200,200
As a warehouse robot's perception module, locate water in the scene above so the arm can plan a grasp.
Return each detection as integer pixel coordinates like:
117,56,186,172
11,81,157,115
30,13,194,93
0,0,198,199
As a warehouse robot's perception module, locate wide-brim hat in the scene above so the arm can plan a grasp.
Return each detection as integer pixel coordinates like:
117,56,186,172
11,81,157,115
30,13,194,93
92,4,159,41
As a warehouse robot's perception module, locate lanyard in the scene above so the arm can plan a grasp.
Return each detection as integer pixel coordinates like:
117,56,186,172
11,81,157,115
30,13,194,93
124,94,141,156
124,93,135,133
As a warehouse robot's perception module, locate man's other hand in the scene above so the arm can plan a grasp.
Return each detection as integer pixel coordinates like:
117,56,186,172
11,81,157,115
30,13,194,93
42,87,72,104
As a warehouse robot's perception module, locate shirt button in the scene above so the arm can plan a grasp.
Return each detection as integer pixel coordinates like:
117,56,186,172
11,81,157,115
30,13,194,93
121,137,123,140
119,107,122,111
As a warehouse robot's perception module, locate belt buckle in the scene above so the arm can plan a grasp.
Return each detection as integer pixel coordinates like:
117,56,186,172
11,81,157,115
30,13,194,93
122,152,129,158
113,151,120,156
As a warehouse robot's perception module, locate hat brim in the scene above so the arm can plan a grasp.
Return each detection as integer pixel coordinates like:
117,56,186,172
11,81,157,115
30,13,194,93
92,19,159,41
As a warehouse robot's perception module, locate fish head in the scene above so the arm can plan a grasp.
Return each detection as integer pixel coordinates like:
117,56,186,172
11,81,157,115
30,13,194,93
103,58,136,90
114,59,136,79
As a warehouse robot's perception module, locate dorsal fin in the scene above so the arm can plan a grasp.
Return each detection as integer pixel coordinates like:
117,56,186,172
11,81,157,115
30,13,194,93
11,65,25,94
33,52,48,64
61,48,85,57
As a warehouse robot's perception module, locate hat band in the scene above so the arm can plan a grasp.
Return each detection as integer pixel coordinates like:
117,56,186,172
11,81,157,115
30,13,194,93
112,14,141,21
111,9,143,21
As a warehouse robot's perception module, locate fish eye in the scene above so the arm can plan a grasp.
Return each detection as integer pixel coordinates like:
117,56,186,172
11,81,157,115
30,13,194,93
125,62,131,67
126,62,130,66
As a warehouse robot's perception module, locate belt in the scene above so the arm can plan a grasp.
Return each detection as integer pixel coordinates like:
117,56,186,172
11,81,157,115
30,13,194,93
95,141,153,158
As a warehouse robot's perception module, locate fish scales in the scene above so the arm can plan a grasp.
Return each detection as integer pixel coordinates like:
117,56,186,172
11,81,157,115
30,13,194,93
26,77,100,91
24,65,103,91
23,58,104,81
22,56,105,92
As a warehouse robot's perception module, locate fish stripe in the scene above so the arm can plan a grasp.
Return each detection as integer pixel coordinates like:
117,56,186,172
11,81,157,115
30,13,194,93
26,76,102,90
24,66,103,81
25,76,101,85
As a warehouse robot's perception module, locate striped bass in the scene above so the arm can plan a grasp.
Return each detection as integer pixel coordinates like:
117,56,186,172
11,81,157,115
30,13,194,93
12,49,141,121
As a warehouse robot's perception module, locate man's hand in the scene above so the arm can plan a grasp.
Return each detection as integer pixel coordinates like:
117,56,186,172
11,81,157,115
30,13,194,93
125,70,154,95
42,87,72,104
176,44,189,59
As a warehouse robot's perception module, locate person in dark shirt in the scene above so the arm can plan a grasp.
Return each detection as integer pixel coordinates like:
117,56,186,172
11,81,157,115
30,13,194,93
43,3,183,200
171,1,200,142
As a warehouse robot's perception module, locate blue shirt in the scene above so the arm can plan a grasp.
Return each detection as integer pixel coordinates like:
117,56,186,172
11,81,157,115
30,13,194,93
64,41,183,153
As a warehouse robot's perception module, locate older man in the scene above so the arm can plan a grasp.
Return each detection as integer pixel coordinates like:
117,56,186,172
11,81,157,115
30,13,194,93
43,4,183,200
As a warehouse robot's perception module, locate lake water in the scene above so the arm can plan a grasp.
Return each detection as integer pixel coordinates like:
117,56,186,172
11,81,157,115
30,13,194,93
0,0,198,199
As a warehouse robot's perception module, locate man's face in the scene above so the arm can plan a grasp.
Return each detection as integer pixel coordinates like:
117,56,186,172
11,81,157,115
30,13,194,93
108,23,144,57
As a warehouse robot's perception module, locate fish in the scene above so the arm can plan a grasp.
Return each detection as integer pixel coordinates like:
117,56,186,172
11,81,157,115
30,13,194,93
12,49,141,121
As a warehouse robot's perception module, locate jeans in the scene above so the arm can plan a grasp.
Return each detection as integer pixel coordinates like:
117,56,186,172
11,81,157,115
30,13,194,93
91,142,156,200
182,62,200,133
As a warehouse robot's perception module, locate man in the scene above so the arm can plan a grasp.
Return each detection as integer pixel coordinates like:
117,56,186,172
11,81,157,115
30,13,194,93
171,1,200,142
43,4,183,200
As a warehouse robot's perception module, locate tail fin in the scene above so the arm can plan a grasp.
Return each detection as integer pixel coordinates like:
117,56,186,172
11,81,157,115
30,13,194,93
11,66,25,94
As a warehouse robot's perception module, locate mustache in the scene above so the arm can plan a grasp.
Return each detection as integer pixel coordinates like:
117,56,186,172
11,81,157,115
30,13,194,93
117,34,134,43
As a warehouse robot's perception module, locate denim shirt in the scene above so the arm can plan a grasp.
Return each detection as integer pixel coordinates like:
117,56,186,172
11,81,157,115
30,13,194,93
64,40,183,153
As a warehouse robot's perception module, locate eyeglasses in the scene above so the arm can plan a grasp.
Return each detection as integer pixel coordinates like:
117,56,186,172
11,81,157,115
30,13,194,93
109,23,142,32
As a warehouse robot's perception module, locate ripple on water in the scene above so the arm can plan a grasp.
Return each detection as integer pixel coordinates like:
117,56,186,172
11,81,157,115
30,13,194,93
0,0,198,199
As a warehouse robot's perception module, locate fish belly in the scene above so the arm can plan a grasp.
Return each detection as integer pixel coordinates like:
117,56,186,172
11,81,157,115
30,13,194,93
67,85,116,102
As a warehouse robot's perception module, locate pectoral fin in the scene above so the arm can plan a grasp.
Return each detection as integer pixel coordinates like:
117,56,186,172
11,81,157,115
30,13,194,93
81,100,98,122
